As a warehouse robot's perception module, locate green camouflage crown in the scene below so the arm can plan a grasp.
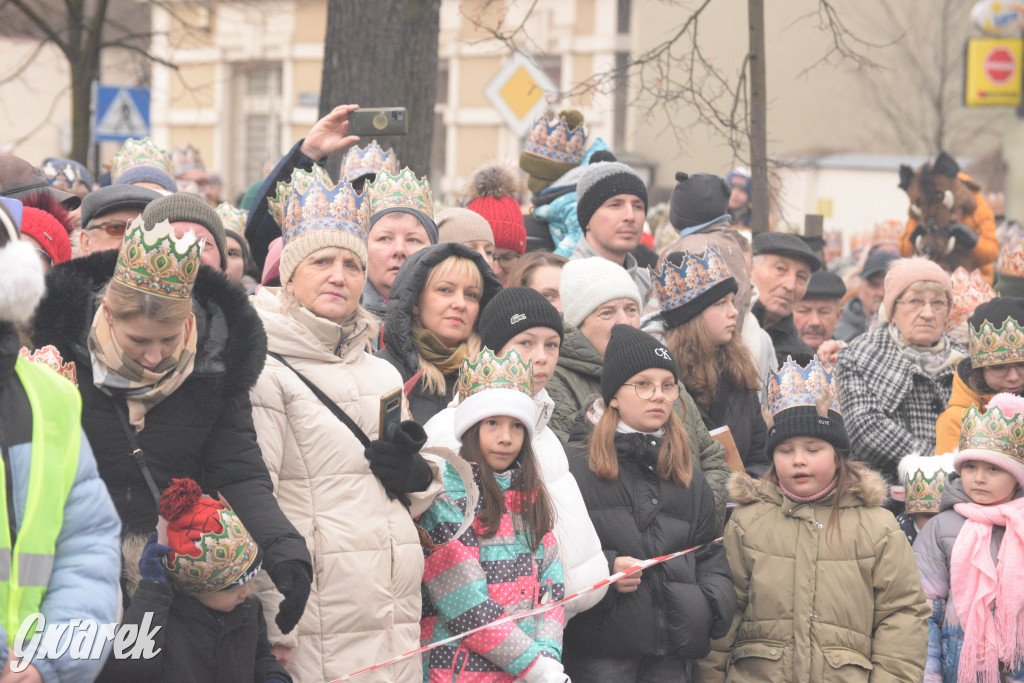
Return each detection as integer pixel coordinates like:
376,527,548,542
458,347,533,402
365,167,433,220
969,317,1024,368
959,402,1024,461
113,216,202,299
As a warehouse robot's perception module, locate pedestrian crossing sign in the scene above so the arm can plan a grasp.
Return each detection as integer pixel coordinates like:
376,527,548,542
94,86,150,142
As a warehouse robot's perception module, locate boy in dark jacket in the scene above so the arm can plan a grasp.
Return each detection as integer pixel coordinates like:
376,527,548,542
102,478,290,683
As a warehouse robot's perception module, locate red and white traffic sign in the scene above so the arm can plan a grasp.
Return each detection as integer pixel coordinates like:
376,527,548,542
985,46,1017,85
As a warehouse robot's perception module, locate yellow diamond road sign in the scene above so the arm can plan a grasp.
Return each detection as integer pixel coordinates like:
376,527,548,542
485,52,558,137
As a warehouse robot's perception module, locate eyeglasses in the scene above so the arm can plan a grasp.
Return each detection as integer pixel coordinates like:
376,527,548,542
88,220,130,237
895,297,949,313
33,248,52,268
621,381,680,401
495,252,521,267
983,362,1024,378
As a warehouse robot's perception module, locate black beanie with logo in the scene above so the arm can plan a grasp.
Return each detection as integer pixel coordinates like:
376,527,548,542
479,286,564,355
601,325,679,404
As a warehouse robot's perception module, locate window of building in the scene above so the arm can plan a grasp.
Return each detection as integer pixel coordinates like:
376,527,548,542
232,62,282,191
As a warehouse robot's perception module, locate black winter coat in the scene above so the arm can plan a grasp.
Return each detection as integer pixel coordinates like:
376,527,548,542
244,140,316,271
752,300,815,366
31,251,309,575
100,581,290,683
563,409,736,661
374,243,502,423
696,378,770,477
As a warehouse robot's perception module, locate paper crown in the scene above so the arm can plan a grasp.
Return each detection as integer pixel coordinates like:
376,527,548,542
112,216,203,300
171,144,205,176
765,356,842,418
215,202,249,234
999,239,1024,278
365,167,433,220
898,452,955,515
159,479,260,596
959,399,1024,462
110,138,174,180
651,245,733,313
458,347,534,403
871,219,903,247
340,141,399,183
269,166,367,245
18,345,77,386
39,160,86,190
969,316,1024,368
523,111,587,164
946,267,997,332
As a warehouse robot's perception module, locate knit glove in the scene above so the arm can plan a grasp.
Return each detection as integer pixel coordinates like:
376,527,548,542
269,560,312,635
139,532,172,586
521,655,570,682
950,222,978,250
366,421,432,506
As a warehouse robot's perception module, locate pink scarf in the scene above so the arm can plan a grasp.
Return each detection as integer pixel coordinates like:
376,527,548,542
950,496,1024,683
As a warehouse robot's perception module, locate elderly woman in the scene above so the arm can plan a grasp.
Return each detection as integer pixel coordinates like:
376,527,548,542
250,166,440,681
837,257,965,482
375,242,502,423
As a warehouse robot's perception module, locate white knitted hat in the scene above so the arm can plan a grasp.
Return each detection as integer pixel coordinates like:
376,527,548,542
560,257,642,327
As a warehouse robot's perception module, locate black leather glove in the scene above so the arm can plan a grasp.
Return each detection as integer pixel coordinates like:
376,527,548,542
268,560,311,634
366,421,432,505
950,222,978,250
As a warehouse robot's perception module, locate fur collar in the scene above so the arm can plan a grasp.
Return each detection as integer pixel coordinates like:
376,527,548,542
31,250,267,393
727,461,889,509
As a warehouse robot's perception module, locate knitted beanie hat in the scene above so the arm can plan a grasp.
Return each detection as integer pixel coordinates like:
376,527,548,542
454,347,537,441
159,478,262,596
726,168,751,195
883,256,954,320
519,110,587,195
19,192,74,266
669,172,731,230
436,207,494,247
465,160,526,254
142,192,227,270
115,166,178,193
576,161,648,232
764,356,848,455
601,325,678,404
479,286,563,356
955,393,1024,488
560,257,642,328
652,246,738,329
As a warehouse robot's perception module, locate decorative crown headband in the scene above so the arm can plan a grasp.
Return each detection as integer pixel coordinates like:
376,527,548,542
458,347,534,403
340,141,399,183
171,144,205,176
999,239,1024,278
765,356,842,419
215,202,249,234
898,452,955,515
959,401,1024,463
970,316,1024,368
40,161,84,189
946,267,997,332
871,219,903,246
18,346,77,386
111,137,174,180
523,111,587,164
270,166,367,245
651,245,733,313
365,167,433,220
113,216,203,300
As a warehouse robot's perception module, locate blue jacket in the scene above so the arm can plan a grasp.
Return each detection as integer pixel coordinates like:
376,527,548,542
0,323,122,681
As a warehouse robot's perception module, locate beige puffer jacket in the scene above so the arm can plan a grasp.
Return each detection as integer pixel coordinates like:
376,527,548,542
250,287,436,683
697,463,929,683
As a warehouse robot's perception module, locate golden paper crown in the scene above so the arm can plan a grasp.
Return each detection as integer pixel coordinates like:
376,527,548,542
18,346,77,386
871,219,903,247
270,166,367,245
651,245,733,313
365,167,433,221
969,316,1024,368
215,203,249,234
171,144,205,176
110,138,174,180
959,396,1024,462
765,356,842,418
340,141,399,183
946,267,997,331
113,216,203,300
522,111,587,164
899,453,955,515
458,347,534,402
1000,239,1024,278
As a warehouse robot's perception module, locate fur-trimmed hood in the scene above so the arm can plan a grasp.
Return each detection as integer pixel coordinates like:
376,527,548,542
727,461,889,509
31,249,267,393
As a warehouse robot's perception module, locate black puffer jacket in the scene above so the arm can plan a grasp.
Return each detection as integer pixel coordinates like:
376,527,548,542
31,251,309,575
696,378,770,477
374,243,502,423
563,406,736,662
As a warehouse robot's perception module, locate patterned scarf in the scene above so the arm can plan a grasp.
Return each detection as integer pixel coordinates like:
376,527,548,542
950,496,1024,683
411,327,469,375
889,325,956,379
88,307,198,430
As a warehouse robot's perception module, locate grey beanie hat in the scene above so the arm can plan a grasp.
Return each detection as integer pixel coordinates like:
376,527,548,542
81,184,162,229
115,165,178,193
576,161,648,231
142,192,227,269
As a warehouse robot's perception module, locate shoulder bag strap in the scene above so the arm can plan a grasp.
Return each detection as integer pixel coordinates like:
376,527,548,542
267,352,372,448
111,399,163,506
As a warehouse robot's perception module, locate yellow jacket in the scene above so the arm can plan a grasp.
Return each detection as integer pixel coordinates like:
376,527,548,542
934,363,990,455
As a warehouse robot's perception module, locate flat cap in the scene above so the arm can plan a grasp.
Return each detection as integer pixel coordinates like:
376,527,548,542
861,250,899,280
803,270,846,300
752,231,822,271
81,184,162,228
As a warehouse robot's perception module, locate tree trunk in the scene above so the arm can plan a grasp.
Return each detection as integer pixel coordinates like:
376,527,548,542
320,0,441,179
70,61,95,164
747,0,769,234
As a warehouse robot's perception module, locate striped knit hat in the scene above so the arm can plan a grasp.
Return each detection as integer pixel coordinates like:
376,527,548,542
576,161,648,231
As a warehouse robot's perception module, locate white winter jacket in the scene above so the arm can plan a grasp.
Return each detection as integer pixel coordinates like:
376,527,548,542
423,387,610,617
249,288,438,683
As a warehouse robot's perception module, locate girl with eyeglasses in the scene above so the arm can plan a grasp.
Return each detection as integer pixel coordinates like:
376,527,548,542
562,324,736,682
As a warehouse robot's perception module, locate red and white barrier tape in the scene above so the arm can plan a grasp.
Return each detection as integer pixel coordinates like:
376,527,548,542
330,537,723,681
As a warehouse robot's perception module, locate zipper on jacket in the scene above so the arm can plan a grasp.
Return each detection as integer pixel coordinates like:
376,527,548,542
634,454,670,654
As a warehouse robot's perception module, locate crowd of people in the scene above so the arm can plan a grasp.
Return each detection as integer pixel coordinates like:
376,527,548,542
1,102,1024,683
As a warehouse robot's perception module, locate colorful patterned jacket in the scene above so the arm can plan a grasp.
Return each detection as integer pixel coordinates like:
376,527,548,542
418,461,565,682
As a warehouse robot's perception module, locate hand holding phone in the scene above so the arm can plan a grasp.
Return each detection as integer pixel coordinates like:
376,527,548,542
348,107,408,136
379,388,403,440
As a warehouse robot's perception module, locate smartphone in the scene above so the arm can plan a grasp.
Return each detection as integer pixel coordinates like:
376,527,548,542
379,388,403,439
349,107,408,136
